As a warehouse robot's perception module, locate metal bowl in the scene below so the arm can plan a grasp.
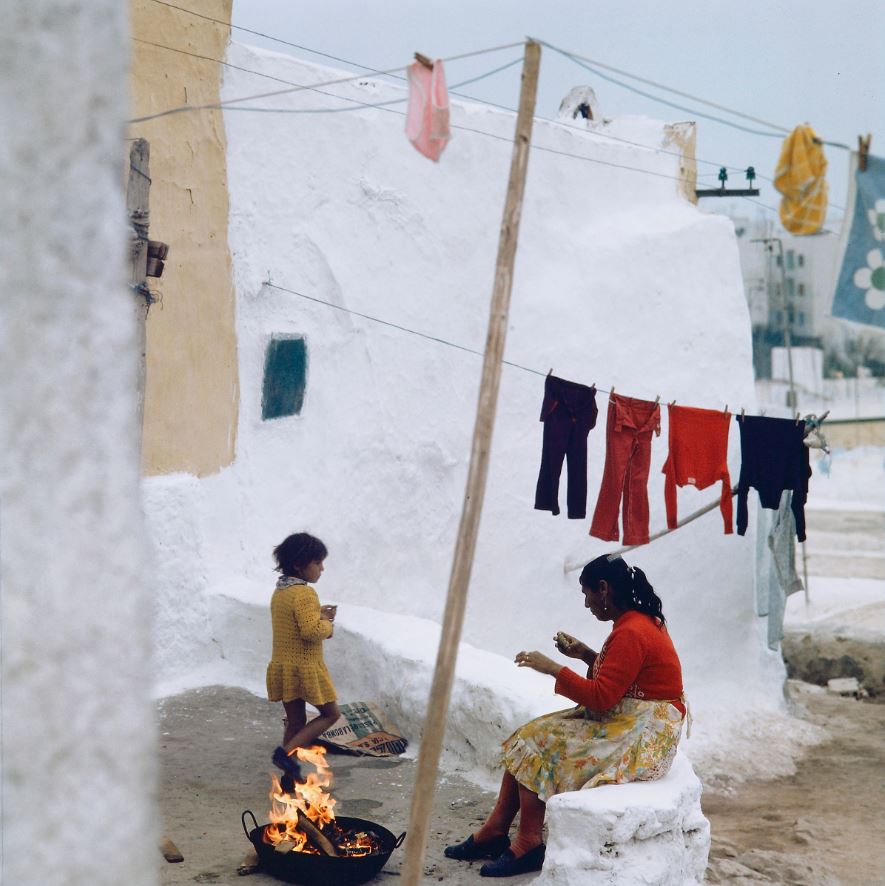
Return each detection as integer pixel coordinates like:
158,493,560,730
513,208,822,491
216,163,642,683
242,810,406,886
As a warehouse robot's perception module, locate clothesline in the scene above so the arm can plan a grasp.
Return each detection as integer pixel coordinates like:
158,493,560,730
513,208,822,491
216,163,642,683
263,278,796,419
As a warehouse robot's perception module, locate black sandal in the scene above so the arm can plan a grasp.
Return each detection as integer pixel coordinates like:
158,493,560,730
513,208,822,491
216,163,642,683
480,844,546,877
444,834,511,861
272,745,304,790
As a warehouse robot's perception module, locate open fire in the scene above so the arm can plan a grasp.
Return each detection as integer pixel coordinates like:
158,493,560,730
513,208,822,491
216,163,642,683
265,745,382,858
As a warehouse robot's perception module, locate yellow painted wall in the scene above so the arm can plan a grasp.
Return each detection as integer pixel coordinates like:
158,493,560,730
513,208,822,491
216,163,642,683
129,0,238,476
825,419,885,448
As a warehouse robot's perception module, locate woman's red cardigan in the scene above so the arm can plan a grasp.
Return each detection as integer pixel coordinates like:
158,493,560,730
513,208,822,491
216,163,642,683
554,610,685,715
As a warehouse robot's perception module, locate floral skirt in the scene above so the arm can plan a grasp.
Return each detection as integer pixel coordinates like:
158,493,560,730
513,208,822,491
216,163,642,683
501,697,684,802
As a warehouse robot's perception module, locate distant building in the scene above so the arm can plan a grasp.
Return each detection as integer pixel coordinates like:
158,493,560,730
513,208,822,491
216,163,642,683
730,213,833,378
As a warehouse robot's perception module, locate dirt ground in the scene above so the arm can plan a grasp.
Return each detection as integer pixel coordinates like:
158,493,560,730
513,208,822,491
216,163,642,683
703,682,885,885
156,681,884,885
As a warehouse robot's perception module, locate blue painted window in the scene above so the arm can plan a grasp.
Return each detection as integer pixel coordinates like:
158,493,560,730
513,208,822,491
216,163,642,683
261,336,307,420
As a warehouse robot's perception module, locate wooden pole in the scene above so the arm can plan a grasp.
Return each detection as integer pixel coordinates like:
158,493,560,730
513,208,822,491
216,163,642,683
127,138,151,468
399,40,541,886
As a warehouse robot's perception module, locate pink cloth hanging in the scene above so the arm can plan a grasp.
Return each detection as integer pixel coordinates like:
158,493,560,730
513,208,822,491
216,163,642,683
405,59,451,162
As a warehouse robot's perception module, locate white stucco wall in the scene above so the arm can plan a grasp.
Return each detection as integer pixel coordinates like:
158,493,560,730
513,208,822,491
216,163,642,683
0,5,157,885
147,44,789,776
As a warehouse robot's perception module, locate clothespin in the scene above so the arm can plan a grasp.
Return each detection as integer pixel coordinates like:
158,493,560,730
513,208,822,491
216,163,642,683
795,412,802,425
547,368,553,377
760,408,766,416
819,410,830,422
858,134,872,172
654,395,660,406
610,386,615,396
723,404,728,414
740,407,745,421
414,52,434,70
668,399,676,408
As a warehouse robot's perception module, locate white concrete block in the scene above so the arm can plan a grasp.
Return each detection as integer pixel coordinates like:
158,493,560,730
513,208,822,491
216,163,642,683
532,752,710,886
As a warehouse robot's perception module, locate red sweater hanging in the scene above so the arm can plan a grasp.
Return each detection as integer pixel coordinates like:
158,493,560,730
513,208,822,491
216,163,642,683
661,404,733,533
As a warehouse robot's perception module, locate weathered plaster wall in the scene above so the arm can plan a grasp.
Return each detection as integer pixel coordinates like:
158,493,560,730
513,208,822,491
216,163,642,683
0,4,156,885
130,0,238,477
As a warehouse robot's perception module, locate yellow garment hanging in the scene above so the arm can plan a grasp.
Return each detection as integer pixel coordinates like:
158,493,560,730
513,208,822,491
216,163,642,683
773,124,828,235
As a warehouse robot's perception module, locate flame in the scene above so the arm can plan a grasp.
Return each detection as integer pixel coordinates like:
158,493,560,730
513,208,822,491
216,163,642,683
264,745,337,850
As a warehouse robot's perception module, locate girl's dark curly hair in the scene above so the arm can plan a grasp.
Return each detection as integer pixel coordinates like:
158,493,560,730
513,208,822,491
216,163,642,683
579,554,666,626
273,532,328,577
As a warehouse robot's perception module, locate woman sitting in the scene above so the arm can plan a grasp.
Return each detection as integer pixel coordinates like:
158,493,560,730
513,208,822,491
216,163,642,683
445,554,687,878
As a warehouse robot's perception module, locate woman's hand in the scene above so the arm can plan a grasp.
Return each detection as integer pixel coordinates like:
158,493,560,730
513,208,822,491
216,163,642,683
320,605,337,622
514,650,561,677
322,618,334,638
554,631,594,663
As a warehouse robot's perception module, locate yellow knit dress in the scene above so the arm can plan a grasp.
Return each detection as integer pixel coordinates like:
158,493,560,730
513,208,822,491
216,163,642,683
266,578,337,705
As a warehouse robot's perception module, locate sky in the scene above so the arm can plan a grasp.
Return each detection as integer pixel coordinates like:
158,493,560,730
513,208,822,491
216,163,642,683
229,0,884,237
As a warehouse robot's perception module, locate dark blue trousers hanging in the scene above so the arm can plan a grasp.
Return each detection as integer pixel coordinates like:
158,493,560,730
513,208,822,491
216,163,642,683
534,375,598,518
736,415,811,541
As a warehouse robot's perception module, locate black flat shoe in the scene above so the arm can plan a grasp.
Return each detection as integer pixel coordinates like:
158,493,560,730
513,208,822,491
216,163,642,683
480,844,546,877
444,834,511,861
272,746,304,788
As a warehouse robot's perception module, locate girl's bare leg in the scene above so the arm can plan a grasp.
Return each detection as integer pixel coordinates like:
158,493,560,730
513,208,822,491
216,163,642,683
282,698,306,747
473,771,520,841
283,700,340,755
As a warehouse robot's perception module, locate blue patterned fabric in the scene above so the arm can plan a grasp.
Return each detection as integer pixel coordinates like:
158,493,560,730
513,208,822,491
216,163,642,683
832,153,885,329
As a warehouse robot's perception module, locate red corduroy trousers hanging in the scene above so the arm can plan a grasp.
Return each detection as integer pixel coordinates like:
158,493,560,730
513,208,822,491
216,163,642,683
589,394,661,546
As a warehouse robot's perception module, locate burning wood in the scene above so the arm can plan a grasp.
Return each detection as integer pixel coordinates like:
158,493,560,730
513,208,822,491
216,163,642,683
295,808,339,857
264,745,383,858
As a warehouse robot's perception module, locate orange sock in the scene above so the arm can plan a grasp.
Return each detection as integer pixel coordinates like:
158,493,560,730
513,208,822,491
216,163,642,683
509,785,545,858
473,772,519,842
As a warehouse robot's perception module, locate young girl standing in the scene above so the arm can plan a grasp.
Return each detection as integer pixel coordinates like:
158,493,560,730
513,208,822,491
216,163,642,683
267,532,340,788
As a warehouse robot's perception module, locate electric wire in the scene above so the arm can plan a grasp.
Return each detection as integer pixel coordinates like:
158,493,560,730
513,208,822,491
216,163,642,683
539,40,852,151
133,17,849,230
131,37,700,188
151,0,853,153
133,39,845,221
143,0,768,177
148,0,526,116
128,39,525,124
547,45,799,141
134,29,752,178
218,56,525,115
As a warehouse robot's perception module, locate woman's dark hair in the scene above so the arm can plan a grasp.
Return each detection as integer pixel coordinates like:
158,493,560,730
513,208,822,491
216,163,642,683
273,532,328,577
579,554,666,625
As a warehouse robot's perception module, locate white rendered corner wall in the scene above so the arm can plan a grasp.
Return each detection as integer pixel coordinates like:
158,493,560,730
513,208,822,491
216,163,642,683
147,44,790,779
0,5,157,885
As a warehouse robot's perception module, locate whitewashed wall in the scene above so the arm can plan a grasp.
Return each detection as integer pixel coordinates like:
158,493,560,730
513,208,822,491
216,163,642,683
148,44,786,759
0,5,157,885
